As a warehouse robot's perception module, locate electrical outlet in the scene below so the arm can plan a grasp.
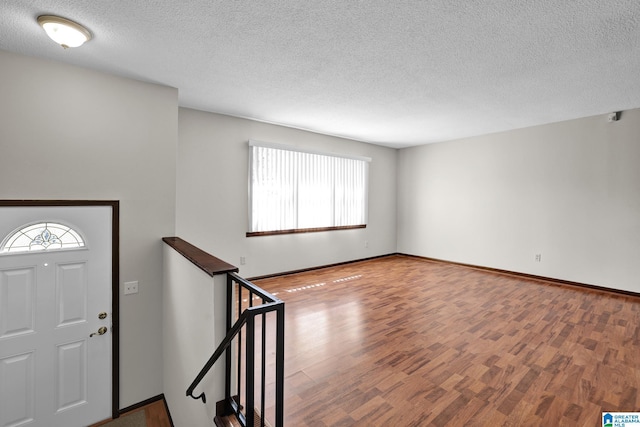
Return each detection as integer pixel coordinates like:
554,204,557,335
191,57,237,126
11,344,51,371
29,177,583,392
240,256,246,265
365,240,369,248
535,254,542,262
124,281,138,295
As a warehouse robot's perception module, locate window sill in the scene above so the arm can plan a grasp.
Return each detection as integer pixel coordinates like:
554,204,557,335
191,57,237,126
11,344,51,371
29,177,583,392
246,224,366,237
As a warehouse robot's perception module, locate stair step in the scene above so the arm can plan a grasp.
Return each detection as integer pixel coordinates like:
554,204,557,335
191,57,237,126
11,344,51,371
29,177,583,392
214,414,242,427
214,411,272,427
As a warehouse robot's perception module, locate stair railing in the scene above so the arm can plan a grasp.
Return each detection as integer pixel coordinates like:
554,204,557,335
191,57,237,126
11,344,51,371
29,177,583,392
187,271,285,427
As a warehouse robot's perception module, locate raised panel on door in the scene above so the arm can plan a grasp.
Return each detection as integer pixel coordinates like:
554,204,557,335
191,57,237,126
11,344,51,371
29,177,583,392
56,340,88,412
56,262,88,327
0,267,35,339
0,351,35,427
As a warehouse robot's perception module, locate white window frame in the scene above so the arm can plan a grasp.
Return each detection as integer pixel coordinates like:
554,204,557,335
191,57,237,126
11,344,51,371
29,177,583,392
248,140,371,236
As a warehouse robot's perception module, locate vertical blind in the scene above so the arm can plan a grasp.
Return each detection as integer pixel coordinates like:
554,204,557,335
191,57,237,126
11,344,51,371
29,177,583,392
249,141,370,233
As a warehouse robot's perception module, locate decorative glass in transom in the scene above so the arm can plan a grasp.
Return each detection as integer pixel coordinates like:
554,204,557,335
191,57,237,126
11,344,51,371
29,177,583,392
0,222,85,254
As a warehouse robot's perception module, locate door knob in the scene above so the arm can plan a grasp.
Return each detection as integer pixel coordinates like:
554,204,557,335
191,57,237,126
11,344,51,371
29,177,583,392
98,312,108,319
90,326,108,337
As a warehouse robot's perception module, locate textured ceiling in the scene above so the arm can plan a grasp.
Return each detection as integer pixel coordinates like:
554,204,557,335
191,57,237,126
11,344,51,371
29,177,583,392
2,1,640,148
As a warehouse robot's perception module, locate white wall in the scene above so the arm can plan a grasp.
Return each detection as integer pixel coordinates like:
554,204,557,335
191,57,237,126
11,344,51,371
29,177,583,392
398,109,640,292
0,50,177,408
162,245,226,427
177,109,398,278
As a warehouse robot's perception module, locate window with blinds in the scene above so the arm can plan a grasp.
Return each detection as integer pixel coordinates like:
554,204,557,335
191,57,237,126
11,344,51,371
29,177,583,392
248,140,370,236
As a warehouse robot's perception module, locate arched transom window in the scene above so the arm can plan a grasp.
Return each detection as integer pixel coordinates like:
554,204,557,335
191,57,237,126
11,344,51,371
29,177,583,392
0,222,85,254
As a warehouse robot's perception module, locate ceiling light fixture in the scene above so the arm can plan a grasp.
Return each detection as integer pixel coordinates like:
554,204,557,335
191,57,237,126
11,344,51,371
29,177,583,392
37,15,92,49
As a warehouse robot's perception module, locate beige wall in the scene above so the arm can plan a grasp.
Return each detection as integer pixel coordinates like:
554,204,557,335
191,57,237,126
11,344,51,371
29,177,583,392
0,50,178,408
162,246,225,427
398,109,640,292
176,108,398,278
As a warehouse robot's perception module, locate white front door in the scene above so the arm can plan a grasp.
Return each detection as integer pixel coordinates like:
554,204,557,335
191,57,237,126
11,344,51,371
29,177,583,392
0,206,112,427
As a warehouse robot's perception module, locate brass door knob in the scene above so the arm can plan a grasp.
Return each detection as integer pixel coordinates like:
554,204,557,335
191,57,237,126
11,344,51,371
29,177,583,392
90,326,108,337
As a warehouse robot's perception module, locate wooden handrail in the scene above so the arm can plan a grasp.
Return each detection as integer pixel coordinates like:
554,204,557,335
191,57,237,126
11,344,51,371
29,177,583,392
162,237,238,276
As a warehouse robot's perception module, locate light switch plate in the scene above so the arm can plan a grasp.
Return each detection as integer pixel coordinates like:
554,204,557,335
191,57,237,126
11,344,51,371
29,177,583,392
124,281,138,295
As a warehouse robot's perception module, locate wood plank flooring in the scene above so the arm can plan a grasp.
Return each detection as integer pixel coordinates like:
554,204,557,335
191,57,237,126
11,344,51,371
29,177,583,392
89,399,171,427
253,255,640,426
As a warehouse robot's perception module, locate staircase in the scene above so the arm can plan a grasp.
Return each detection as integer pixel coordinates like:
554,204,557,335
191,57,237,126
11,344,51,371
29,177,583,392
187,272,285,427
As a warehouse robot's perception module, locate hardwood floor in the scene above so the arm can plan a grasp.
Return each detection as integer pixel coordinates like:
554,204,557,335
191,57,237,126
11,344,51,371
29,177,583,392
89,399,171,427
143,399,172,427
253,255,640,426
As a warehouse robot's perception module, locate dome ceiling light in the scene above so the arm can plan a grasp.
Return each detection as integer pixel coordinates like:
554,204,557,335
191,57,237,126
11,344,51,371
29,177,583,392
37,15,92,48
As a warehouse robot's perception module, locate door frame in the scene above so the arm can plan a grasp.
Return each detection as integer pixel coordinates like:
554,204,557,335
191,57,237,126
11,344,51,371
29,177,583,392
0,200,120,420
